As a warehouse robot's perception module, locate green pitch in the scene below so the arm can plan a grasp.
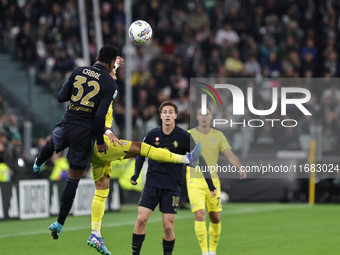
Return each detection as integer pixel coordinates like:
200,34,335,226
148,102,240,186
0,203,339,255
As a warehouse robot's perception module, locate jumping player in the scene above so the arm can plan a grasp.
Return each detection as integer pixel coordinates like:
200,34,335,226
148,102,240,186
33,45,119,240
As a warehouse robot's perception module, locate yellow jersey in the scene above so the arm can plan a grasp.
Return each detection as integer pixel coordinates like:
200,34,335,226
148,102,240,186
187,128,231,180
105,101,114,128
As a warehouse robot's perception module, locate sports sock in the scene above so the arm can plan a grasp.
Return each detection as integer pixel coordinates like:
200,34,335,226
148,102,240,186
209,222,221,252
195,221,208,253
91,189,109,236
36,141,54,166
163,239,175,255
140,142,182,164
132,233,145,255
57,178,79,225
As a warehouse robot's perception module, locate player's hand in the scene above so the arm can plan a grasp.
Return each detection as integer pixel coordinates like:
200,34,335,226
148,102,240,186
97,142,108,154
131,175,138,185
239,166,247,179
109,69,117,80
211,189,217,198
115,56,124,68
108,133,123,147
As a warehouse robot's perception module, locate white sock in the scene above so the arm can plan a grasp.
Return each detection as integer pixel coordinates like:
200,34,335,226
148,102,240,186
182,155,189,164
209,252,216,255
202,252,209,255
92,230,101,237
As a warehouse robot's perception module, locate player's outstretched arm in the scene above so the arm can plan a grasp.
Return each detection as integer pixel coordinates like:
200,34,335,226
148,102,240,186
131,155,145,185
223,150,246,179
93,93,113,154
189,135,217,197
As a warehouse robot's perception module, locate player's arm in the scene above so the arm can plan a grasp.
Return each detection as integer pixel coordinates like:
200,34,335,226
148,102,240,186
189,134,217,197
58,69,77,102
130,155,145,185
223,150,246,179
93,91,114,152
104,58,124,147
131,132,152,185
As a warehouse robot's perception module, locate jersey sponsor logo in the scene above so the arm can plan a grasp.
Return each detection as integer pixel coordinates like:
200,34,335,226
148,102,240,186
68,102,93,112
113,90,118,99
211,138,216,144
173,141,178,148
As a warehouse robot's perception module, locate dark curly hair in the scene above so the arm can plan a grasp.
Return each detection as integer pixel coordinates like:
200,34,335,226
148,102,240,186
98,45,118,64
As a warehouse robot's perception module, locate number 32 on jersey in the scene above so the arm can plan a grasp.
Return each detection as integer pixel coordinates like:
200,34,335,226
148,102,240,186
71,75,100,107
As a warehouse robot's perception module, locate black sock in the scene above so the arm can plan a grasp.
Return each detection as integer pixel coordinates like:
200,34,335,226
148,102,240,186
163,239,175,255
132,233,145,255
57,178,79,225
36,141,54,166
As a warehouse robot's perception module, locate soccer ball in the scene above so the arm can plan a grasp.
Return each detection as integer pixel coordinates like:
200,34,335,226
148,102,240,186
128,20,152,44
220,191,229,204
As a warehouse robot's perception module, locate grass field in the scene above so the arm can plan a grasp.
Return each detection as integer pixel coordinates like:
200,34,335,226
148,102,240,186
0,203,339,255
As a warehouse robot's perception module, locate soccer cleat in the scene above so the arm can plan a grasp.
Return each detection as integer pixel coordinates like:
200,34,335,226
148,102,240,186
48,221,63,239
187,141,202,167
209,252,216,255
33,157,45,174
202,253,209,255
87,234,111,255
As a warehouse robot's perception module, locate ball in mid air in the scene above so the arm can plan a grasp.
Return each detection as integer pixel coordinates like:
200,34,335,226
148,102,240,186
128,20,152,44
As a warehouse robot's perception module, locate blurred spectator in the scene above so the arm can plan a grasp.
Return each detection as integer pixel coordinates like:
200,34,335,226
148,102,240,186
15,20,34,62
7,114,20,139
215,23,240,48
225,49,244,76
3,132,27,180
300,38,317,62
52,49,74,89
131,64,151,88
244,54,262,78
49,152,69,181
188,4,210,32
264,52,281,78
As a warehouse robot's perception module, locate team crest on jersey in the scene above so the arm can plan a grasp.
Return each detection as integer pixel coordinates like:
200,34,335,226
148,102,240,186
211,138,216,144
155,137,160,145
173,141,178,148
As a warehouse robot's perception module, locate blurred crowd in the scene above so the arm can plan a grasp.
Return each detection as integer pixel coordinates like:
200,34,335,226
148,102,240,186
1,0,340,182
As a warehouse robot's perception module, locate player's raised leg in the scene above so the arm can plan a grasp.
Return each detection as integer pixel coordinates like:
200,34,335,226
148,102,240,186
132,206,153,255
125,141,202,167
87,163,111,255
